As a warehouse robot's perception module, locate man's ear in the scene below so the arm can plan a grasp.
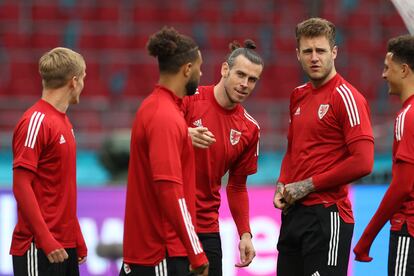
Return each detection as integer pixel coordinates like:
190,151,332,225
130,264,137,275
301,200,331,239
221,62,229,78
68,76,77,89
183,62,193,77
401,63,411,79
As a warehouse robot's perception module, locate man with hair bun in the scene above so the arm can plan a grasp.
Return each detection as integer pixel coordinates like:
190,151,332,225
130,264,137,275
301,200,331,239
121,26,208,276
183,39,264,275
11,47,87,275
274,17,374,276
354,34,414,275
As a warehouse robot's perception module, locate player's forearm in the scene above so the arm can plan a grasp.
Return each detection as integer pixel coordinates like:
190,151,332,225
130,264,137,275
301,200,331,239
13,167,61,254
75,220,87,257
361,162,414,240
227,174,250,237
155,180,208,268
312,139,374,190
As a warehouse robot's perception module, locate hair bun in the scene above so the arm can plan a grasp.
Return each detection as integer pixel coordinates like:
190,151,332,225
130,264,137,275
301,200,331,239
244,39,256,50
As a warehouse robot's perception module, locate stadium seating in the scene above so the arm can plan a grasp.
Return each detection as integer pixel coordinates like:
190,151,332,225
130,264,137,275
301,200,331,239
0,0,408,154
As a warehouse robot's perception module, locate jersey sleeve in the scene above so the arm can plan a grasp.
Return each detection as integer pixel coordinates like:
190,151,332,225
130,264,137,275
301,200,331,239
181,95,191,121
13,111,47,172
155,180,208,269
395,109,414,164
278,91,295,184
147,111,185,184
230,124,260,176
332,84,374,145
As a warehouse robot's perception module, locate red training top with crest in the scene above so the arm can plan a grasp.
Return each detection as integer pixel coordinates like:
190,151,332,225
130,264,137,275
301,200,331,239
182,85,260,235
11,99,84,255
279,74,374,223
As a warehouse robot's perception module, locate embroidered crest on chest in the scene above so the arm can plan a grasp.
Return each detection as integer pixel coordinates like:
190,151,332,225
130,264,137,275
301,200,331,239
318,104,330,119
230,129,242,146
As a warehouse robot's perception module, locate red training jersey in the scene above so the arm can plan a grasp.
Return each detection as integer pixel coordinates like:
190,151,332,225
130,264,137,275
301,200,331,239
279,74,373,222
123,85,205,265
11,99,81,255
390,95,414,236
182,85,260,234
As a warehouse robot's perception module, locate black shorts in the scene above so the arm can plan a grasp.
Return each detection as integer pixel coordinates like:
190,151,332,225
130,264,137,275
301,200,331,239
388,224,414,276
120,257,191,276
12,243,79,276
198,232,222,276
277,203,354,276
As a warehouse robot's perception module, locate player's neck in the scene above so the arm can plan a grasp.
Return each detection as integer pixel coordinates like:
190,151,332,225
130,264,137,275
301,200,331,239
41,89,70,113
214,81,238,110
400,87,414,105
310,68,337,89
158,75,186,98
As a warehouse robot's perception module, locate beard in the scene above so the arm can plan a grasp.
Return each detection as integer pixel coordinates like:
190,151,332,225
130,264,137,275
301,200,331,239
185,76,199,96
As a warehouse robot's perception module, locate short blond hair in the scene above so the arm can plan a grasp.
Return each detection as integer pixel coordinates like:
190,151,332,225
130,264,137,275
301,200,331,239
39,47,85,89
296,17,336,49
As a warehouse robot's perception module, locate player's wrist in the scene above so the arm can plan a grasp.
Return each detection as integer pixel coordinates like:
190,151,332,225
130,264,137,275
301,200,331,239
240,232,253,240
188,252,208,270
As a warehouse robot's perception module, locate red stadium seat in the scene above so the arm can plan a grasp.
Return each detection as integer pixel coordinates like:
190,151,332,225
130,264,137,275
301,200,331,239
7,62,41,95
0,1,20,21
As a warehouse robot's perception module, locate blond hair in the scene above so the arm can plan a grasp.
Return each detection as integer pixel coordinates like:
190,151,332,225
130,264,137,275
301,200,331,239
39,47,85,89
296,17,336,49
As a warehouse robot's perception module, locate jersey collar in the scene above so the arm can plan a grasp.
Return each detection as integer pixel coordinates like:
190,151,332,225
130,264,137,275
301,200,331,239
38,99,67,117
311,73,341,93
210,86,241,115
403,94,414,108
155,84,183,107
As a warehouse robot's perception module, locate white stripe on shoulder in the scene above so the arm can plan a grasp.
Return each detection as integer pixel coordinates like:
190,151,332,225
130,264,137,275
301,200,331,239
342,84,360,125
244,110,260,129
401,105,411,139
24,111,45,149
295,83,307,89
396,104,411,141
336,84,360,127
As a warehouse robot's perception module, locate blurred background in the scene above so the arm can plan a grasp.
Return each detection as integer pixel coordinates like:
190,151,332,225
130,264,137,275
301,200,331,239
0,0,410,275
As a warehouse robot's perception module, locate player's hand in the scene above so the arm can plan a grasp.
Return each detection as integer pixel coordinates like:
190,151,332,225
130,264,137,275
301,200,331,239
47,248,68,263
353,237,374,262
273,182,292,214
190,262,209,276
188,127,216,149
235,233,255,267
273,183,286,210
78,256,87,264
283,178,315,205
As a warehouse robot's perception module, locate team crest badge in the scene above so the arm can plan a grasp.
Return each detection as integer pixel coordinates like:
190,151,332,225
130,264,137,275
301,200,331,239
318,104,329,119
230,129,242,145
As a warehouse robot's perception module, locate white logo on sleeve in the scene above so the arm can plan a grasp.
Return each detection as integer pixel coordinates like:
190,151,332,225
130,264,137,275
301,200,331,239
318,104,330,119
59,134,66,144
294,106,301,116
193,119,203,127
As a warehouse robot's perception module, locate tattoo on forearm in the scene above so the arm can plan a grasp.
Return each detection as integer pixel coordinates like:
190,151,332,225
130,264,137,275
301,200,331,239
287,178,315,201
276,182,284,193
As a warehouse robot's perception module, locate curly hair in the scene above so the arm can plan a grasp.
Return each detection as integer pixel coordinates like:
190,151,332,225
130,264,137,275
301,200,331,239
147,26,199,73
